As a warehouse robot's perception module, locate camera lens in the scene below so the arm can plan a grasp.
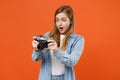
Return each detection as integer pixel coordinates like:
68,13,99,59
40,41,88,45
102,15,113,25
34,35,48,51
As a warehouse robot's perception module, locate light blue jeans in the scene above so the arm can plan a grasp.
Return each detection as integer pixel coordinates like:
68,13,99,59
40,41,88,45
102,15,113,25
51,74,65,80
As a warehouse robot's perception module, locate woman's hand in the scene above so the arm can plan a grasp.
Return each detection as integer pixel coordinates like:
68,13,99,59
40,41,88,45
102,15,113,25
32,36,39,51
47,39,58,53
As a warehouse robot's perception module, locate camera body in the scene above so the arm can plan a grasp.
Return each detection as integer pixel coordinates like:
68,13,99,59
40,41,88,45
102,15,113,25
34,35,49,51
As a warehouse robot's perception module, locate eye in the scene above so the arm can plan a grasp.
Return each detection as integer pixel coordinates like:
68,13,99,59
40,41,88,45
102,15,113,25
62,19,66,22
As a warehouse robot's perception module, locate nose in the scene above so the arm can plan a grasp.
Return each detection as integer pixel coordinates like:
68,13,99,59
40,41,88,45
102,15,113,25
58,21,62,26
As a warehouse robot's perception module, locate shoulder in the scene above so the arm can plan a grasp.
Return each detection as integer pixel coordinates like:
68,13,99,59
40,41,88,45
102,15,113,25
69,33,85,49
69,33,85,45
70,33,84,40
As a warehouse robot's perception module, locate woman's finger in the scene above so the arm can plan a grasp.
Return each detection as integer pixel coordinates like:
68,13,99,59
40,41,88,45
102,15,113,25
48,42,54,46
47,39,55,43
32,40,39,44
33,36,36,39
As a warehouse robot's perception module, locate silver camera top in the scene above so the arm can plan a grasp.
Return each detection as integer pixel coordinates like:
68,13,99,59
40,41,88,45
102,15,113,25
35,35,48,41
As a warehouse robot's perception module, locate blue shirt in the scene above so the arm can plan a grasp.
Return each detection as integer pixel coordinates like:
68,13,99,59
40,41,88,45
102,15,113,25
32,32,85,80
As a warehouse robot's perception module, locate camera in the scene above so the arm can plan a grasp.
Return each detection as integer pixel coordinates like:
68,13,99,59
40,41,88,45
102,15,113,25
34,35,50,51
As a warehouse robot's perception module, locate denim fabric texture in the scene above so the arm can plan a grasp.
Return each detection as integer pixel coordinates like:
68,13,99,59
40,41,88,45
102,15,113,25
32,32,85,80
51,74,64,80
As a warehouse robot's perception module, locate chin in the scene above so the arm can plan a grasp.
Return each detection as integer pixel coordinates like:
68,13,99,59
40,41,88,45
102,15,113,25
59,30,65,34
60,32,64,34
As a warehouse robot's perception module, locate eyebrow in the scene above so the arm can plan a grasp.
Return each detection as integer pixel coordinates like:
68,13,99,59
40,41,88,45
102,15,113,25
56,17,67,20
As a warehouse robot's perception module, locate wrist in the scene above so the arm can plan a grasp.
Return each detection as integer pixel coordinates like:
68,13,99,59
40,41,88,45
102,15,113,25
35,48,39,52
53,48,58,53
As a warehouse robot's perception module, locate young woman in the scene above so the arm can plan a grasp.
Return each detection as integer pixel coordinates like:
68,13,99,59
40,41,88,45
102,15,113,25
32,5,85,80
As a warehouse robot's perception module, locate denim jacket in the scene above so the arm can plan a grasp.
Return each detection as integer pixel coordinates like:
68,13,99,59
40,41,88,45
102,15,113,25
32,32,85,80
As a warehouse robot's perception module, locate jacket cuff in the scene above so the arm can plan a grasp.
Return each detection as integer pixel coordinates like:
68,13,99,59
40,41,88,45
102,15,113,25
54,49,64,59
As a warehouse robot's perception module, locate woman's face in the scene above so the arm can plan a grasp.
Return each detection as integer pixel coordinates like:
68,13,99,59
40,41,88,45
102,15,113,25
56,12,71,35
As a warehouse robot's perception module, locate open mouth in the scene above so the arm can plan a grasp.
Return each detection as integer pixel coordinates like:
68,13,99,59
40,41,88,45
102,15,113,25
59,27,63,30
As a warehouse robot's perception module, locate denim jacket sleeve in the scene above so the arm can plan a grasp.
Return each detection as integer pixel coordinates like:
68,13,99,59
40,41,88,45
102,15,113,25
54,35,85,67
32,49,47,62
32,32,50,62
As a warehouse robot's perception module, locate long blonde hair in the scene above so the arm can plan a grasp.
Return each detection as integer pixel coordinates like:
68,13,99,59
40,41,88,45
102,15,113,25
49,5,74,51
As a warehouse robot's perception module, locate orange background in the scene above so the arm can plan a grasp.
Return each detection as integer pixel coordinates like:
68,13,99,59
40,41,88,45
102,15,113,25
0,0,120,80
